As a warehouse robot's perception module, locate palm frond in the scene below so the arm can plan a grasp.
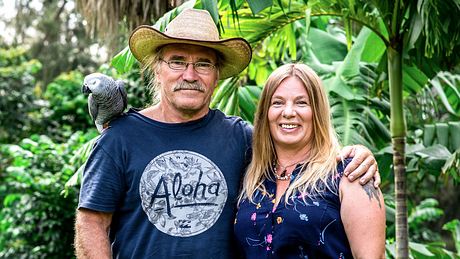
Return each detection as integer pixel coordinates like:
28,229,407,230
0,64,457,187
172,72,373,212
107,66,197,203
419,0,460,58
75,0,189,40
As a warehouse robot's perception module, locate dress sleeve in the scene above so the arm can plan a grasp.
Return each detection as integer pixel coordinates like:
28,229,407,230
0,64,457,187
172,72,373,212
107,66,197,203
337,157,353,177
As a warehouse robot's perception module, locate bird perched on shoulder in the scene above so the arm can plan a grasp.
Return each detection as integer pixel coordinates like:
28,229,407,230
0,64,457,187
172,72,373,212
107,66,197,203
82,73,128,133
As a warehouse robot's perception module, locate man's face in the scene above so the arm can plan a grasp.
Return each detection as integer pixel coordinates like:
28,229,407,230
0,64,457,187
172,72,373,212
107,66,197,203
156,44,219,119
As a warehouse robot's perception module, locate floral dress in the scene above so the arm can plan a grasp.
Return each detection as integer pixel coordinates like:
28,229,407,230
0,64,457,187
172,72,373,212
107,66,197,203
234,161,352,259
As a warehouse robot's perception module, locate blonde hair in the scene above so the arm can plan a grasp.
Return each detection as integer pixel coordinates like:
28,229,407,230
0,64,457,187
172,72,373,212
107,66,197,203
239,63,341,204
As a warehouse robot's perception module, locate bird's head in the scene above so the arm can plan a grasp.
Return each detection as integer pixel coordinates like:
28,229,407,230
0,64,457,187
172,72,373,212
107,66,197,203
82,73,112,95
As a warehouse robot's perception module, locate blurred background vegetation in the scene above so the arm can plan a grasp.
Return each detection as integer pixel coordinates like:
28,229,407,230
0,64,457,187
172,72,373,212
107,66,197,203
0,0,459,258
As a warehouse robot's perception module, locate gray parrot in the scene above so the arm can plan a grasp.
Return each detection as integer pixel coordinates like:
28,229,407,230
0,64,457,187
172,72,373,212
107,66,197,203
82,73,128,133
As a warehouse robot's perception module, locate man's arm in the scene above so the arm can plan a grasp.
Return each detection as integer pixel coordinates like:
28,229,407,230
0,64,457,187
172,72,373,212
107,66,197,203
337,145,380,187
75,208,113,259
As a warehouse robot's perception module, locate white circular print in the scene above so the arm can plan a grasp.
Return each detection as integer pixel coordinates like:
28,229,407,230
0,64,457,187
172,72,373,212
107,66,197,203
139,150,228,237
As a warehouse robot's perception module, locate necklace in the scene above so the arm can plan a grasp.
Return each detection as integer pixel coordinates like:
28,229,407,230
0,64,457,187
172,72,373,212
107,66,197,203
273,159,305,181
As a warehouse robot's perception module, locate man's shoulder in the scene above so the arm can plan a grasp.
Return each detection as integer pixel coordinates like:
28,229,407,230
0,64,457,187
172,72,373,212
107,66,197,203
96,110,144,138
211,109,253,132
103,112,134,129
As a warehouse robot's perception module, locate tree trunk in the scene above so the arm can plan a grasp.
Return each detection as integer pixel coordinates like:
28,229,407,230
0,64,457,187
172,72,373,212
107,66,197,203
388,46,409,258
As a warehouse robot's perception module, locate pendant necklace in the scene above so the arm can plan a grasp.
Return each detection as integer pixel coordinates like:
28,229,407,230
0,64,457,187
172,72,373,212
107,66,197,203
273,159,305,181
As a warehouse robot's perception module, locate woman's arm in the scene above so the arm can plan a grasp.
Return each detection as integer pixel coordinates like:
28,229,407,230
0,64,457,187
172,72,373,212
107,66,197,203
340,175,386,258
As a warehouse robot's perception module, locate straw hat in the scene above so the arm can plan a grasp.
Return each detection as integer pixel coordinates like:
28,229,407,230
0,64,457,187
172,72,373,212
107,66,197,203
129,8,252,79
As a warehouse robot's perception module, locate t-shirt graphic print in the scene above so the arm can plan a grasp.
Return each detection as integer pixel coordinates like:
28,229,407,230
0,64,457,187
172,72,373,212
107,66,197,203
139,150,228,237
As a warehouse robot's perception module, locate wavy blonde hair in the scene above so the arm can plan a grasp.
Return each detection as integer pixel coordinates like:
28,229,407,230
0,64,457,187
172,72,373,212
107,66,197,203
239,63,341,204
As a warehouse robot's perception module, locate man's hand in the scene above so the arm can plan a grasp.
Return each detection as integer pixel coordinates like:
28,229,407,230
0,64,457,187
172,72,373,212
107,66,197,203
337,145,380,187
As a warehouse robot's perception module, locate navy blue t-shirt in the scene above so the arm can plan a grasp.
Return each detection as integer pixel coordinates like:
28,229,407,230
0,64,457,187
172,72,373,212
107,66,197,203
79,108,252,258
234,160,353,259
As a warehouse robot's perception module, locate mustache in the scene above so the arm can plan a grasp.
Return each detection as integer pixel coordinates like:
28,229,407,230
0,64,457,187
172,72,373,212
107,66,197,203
173,81,205,92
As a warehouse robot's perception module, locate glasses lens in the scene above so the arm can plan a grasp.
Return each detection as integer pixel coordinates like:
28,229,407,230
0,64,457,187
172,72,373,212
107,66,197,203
164,60,215,74
168,60,187,70
194,62,214,74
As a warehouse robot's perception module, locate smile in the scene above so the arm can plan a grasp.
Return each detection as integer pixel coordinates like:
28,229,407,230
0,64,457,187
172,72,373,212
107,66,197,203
280,124,298,129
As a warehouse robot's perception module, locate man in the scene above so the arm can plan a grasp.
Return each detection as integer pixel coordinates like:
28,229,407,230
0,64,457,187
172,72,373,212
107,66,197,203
75,8,379,258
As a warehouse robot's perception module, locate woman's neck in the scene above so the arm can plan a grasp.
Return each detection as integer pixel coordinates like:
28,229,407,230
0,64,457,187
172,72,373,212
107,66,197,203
275,145,311,166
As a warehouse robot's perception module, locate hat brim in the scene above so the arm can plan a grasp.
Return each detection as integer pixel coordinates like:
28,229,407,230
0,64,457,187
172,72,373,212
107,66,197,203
129,25,252,79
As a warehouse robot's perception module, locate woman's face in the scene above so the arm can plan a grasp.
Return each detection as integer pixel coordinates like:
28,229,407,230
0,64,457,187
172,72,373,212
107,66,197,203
268,76,313,151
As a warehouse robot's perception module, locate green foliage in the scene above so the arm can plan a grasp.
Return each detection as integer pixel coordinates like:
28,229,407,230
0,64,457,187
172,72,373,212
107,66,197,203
63,136,99,193
405,70,460,133
0,47,42,143
3,0,101,85
111,46,137,75
0,131,97,258
429,72,460,118
408,199,445,241
41,71,93,139
443,219,460,255
418,0,460,58
385,197,460,258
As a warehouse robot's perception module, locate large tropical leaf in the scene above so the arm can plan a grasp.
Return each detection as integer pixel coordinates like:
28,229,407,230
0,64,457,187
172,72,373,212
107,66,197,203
428,71,460,117
324,27,382,99
219,1,307,48
307,27,347,64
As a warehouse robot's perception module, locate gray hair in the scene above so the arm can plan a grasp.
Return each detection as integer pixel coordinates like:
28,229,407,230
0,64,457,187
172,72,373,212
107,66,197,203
141,47,165,105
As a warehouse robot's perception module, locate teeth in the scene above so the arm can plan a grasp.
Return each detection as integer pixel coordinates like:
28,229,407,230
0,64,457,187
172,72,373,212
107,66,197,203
281,124,297,129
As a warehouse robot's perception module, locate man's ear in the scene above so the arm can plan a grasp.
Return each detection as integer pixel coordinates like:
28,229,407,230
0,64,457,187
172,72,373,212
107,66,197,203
213,70,220,87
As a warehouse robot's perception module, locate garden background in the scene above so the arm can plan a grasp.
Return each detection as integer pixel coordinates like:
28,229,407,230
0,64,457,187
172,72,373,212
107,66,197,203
1,0,459,258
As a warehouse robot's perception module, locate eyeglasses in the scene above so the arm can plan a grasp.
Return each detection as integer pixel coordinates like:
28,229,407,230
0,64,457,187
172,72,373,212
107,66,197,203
160,59,216,75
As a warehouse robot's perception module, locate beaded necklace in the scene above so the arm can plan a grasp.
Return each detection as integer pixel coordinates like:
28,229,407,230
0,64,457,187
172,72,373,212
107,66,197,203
273,159,305,181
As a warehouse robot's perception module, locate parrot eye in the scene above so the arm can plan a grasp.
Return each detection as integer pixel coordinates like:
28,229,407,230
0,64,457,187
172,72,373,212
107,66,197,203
90,79,100,85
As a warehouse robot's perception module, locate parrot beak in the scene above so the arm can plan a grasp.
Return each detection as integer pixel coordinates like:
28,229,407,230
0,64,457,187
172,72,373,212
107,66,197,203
81,83,92,94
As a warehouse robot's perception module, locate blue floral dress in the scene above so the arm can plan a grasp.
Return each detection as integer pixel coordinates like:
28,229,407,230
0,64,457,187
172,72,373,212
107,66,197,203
234,160,352,259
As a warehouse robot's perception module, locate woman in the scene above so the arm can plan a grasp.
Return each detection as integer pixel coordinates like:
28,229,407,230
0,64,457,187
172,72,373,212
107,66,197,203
234,63,385,258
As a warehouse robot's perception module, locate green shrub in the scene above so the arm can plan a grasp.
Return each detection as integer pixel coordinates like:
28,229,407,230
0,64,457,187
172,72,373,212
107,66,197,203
0,47,42,143
42,71,93,140
0,131,97,258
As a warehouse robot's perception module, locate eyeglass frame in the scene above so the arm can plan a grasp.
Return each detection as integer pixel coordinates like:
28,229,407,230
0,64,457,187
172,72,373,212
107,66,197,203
159,59,217,75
